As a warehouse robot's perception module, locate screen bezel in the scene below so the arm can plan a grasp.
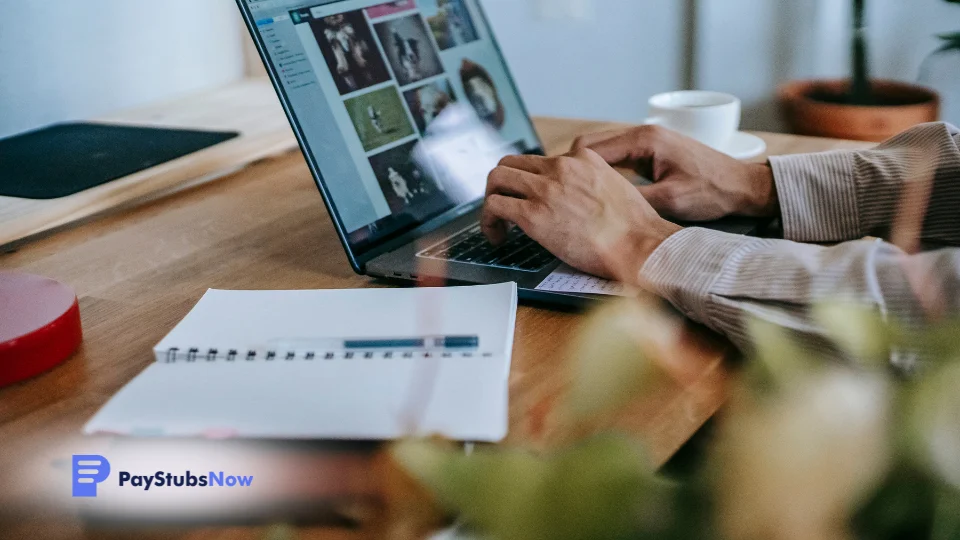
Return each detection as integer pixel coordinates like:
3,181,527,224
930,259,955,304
236,0,545,272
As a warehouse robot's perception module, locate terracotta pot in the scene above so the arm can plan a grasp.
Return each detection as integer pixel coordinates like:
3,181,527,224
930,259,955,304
778,79,940,142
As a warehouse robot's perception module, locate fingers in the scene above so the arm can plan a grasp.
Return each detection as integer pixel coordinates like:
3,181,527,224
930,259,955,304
637,183,679,217
586,126,662,167
484,164,542,244
571,128,632,151
497,154,547,174
481,194,530,245
486,165,547,199
483,156,558,244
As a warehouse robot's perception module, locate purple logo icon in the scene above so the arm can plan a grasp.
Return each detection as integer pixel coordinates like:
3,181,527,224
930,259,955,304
72,455,111,497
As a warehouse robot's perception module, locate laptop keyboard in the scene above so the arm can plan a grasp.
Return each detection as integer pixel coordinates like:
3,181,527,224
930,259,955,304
417,225,556,272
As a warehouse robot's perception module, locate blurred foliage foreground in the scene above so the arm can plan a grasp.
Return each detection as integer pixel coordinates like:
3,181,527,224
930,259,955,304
388,298,960,540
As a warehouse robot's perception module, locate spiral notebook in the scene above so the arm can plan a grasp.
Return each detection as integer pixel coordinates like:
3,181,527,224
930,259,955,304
84,283,518,442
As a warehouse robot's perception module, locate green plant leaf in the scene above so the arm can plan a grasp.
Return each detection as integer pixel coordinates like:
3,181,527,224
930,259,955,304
391,439,461,496
262,524,297,540
900,319,960,367
931,487,960,540
899,362,960,490
565,300,675,423
937,31,960,47
392,436,690,540
715,367,891,539
538,436,679,540
812,303,892,366
852,464,938,540
393,439,551,540
745,318,818,394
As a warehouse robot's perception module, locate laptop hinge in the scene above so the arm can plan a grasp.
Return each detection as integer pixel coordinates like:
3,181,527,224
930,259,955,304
357,200,483,268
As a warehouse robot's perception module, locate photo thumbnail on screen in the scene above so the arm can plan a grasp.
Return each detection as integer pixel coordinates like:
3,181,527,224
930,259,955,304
344,86,416,152
311,10,391,95
374,14,445,87
459,59,505,129
365,0,417,20
368,140,449,217
427,0,480,50
404,79,458,135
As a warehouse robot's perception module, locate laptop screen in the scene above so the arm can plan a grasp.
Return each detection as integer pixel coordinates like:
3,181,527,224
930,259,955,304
243,0,542,255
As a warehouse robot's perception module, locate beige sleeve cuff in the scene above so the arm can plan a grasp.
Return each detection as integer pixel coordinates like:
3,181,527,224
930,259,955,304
639,227,756,326
769,151,861,243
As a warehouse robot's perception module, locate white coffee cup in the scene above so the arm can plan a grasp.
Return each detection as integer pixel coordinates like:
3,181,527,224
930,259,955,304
646,91,742,150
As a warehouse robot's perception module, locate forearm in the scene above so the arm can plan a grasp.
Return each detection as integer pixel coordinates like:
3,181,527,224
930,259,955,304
769,122,960,244
639,227,960,361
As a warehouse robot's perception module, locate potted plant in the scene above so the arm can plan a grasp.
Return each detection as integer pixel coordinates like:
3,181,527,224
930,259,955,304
919,0,960,126
779,0,940,142
383,300,960,540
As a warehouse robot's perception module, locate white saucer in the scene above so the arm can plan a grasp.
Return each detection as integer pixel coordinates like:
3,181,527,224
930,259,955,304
718,131,767,160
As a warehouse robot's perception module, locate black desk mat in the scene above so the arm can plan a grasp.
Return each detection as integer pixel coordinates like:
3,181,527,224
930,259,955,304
0,123,239,200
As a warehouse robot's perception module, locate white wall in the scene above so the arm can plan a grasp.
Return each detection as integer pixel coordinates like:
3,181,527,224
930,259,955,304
483,0,958,130
0,0,246,139
480,0,687,124
1,0,681,139
697,0,960,130
3,0,951,139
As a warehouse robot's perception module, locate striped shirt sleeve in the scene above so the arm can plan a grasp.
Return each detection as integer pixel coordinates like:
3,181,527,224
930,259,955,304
641,228,960,362
769,122,960,244
640,122,960,357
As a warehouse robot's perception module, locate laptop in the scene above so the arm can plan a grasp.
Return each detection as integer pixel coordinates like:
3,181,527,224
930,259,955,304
237,0,758,308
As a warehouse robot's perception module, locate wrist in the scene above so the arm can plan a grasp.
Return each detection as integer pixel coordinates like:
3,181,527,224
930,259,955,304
625,219,683,277
740,163,779,218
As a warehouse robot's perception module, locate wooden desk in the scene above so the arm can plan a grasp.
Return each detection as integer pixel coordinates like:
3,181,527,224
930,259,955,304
0,112,871,540
0,80,298,248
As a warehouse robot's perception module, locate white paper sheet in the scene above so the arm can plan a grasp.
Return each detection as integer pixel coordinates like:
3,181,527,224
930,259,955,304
84,283,518,442
535,264,628,296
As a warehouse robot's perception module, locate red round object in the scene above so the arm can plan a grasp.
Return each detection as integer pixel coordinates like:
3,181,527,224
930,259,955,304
0,272,82,387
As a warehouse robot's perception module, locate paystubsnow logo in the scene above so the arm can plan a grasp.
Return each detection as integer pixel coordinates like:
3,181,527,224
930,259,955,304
119,470,254,490
72,454,254,497
73,455,111,497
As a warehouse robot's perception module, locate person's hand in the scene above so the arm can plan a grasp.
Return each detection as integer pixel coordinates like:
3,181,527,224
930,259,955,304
572,125,778,221
482,148,683,282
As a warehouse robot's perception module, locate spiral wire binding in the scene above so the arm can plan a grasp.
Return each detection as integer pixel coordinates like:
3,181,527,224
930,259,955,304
162,347,492,364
